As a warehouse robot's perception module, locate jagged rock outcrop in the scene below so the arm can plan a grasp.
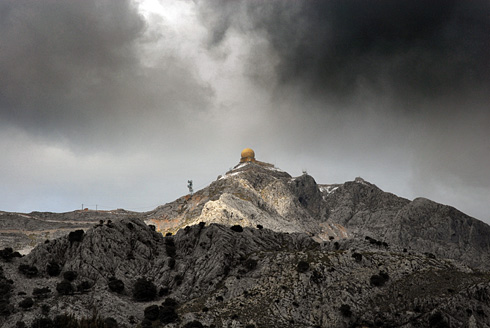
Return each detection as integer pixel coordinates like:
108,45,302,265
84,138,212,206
1,218,489,328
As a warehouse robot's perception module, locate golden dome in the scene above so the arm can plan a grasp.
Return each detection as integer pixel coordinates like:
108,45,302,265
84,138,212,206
240,148,255,162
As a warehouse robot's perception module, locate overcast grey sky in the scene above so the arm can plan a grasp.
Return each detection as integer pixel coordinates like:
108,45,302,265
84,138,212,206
1,0,489,224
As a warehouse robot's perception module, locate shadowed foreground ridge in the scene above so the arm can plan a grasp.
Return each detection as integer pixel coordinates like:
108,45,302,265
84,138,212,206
1,217,490,327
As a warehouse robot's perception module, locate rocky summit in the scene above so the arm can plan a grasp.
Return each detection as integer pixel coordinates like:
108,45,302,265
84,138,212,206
1,152,490,327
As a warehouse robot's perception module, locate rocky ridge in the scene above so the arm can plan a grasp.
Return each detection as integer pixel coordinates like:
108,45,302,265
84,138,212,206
146,162,490,271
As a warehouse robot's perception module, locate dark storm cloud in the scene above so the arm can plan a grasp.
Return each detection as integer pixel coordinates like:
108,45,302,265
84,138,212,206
198,0,490,105
196,0,490,222
0,0,212,151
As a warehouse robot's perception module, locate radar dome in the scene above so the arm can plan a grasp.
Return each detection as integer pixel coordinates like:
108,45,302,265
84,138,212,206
240,148,255,162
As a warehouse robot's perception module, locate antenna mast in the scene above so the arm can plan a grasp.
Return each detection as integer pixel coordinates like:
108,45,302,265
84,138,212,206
187,180,194,195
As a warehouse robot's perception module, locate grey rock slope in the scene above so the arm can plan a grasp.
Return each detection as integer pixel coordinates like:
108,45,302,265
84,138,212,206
1,217,489,328
146,162,490,270
323,178,490,270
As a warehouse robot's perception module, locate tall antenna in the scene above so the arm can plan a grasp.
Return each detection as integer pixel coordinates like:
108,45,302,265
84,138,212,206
187,180,194,195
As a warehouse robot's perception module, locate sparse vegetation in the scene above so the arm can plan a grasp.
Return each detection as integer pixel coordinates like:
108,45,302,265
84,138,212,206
18,264,38,278
144,304,160,321
231,225,243,232
183,320,204,328
33,287,51,298
46,262,61,276
243,258,258,271
370,271,390,287
159,305,179,324
133,278,157,302
56,280,74,295
0,248,21,262
68,230,84,243
18,297,34,309
352,253,362,262
63,270,78,282
108,277,125,294
165,238,177,258
340,304,352,317
297,260,309,273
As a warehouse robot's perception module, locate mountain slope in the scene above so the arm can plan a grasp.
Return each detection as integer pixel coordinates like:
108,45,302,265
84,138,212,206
322,178,490,269
145,161,490,270
1,217,489,328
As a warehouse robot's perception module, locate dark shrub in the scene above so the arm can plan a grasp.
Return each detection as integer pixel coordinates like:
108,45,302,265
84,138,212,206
0,248,13,262
243,258,258,271
429,311,449,328
77,281,92,293
199,222,206,228
141,318,153,328
311,270,323,284
46,262,61,277
41,304,50,315
168,258,176,269
63,271,77,282
104,318,118,328
230,225,243,232
33,287,51,298
183,320,204,328
162,298,179,307
18,264,38,278
256,224,263,230
352,253,362,262
144,304,160,321
0,299,12,316
165,239,177,258
56,280,74,295
425,252,436,259
149,225,156,231
18,298,34,309
370,271,389,287
133,278,157,302
108,278,125,294
16,321,27,328
0,280,12,297
297,261,309,273
174,274,183,286
68,230,84,243
340,304,352,317
159,306,179,324
159,287,170,297
30,317,54,328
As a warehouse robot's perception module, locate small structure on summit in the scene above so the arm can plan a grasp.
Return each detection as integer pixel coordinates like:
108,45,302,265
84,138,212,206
236,148,275,169
240,148,256,163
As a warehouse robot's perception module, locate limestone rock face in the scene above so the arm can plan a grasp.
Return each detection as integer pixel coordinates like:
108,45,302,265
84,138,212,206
1,218,489,328
146,162,345,239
